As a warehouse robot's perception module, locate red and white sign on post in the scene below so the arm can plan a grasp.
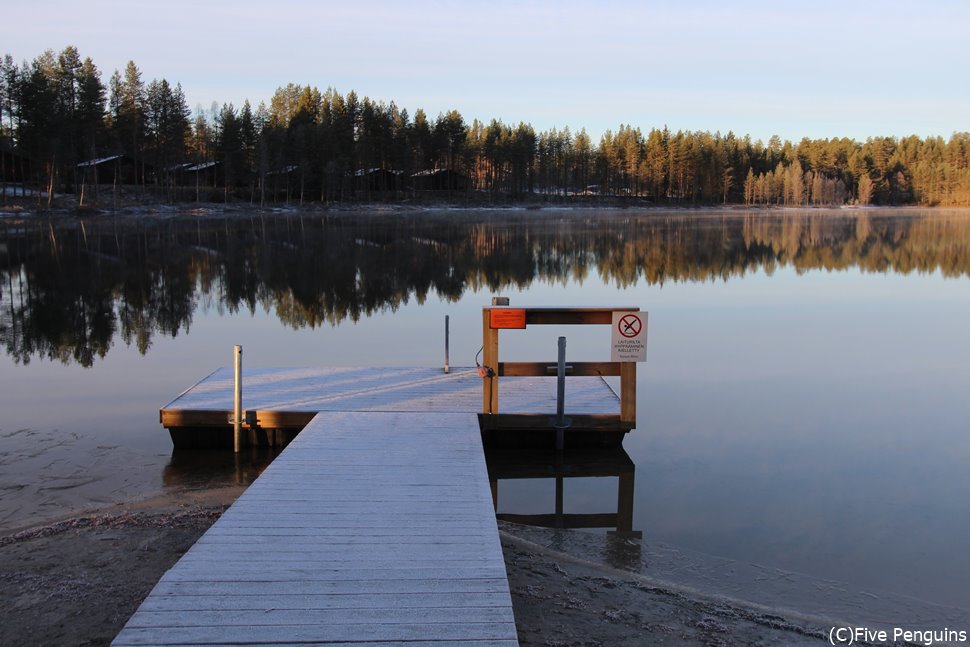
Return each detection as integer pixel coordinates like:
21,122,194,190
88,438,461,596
611,311,648,362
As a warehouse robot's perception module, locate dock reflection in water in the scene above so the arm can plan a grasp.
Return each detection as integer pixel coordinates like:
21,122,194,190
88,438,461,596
163,447,280,490
486,446,642,568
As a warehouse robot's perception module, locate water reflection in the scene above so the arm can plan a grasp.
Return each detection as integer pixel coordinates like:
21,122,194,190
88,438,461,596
487,446,641,535
163,446,281,490
2,209,969,367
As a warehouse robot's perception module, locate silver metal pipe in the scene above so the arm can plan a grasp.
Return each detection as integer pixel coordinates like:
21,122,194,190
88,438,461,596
444,315,450,374
233,345,242,453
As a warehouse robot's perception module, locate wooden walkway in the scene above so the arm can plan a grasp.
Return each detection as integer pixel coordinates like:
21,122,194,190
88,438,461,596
113,410,518,646
115,366,623,645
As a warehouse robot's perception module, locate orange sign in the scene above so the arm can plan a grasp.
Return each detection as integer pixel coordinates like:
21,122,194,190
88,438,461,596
490,309,527,329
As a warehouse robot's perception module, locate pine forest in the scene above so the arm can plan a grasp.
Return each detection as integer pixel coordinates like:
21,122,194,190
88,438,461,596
2,47,970,208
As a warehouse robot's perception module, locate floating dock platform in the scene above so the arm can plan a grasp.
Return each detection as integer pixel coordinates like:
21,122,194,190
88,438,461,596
162,366,629,449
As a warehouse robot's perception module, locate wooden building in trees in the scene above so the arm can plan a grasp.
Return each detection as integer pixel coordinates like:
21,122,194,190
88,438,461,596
77,155,145,185
412,168,470,191
183,161,220,187
262,165,301,202
354,168,405,194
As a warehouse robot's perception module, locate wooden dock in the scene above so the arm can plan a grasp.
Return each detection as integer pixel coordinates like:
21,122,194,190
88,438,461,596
161,367,626,449
116,306,643,645
113,409,518,646
117,365,627,645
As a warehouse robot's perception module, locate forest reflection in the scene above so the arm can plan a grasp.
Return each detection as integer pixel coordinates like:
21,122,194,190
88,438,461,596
1,209,968,367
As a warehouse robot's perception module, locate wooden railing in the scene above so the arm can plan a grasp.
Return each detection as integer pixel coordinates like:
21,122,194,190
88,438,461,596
481,306,640,430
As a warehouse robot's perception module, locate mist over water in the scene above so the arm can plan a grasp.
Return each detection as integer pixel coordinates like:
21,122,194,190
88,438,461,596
1,207,969,619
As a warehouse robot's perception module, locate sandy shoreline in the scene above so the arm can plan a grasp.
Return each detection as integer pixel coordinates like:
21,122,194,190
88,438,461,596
1,487,832,647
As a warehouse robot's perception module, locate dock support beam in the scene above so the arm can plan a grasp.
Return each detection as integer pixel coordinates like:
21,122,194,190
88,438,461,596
233,345,242,453
620,362,636,427
482,311,499,414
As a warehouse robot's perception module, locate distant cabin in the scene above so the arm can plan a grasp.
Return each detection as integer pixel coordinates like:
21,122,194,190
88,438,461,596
77,155,152,185
354,168,404,193
183,161,220,185
412,168,470,191
162,162,195,185
266,165,300,179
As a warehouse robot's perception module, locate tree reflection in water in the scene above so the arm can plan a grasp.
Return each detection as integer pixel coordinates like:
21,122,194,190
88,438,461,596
2,209,968,367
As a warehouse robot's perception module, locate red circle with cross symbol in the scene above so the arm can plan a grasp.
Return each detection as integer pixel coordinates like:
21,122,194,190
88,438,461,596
618,314,642,338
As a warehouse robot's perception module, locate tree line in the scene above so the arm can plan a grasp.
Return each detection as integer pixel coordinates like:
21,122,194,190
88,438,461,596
2,46,970,207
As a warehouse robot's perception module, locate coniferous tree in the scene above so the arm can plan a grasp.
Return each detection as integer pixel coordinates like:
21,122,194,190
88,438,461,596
108,60,146,184
16,51,59,198
74,56,106,203
858,172,875,205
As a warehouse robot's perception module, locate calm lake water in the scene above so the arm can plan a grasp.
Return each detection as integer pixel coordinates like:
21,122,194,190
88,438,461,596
1,207,969,622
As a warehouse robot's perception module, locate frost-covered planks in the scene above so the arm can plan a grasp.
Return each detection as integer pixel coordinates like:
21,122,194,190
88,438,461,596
112,410,517,646
162,366,618,416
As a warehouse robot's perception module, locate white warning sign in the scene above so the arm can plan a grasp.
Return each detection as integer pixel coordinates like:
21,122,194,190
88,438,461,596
611,311,647,362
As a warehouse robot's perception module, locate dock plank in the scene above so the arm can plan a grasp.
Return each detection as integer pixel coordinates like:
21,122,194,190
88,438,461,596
162,366,618,416
137,591,514,612
112,411,517,646
115,624,518,645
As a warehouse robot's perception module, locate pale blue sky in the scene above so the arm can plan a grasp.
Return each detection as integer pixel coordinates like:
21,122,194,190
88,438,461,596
4,0,968,143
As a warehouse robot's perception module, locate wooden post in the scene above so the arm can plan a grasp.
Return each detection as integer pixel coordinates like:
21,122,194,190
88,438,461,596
620,362,636,427
233,345,243,453
482,309,499,414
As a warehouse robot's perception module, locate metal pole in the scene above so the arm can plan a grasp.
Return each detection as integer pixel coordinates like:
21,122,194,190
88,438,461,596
556,336,566,452
444,315,450,374
233,345,242,454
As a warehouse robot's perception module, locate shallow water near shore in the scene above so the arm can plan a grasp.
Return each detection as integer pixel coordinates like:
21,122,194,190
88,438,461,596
1,206,969,624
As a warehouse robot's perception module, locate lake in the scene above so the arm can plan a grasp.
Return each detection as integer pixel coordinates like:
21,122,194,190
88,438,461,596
1,206,968,624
